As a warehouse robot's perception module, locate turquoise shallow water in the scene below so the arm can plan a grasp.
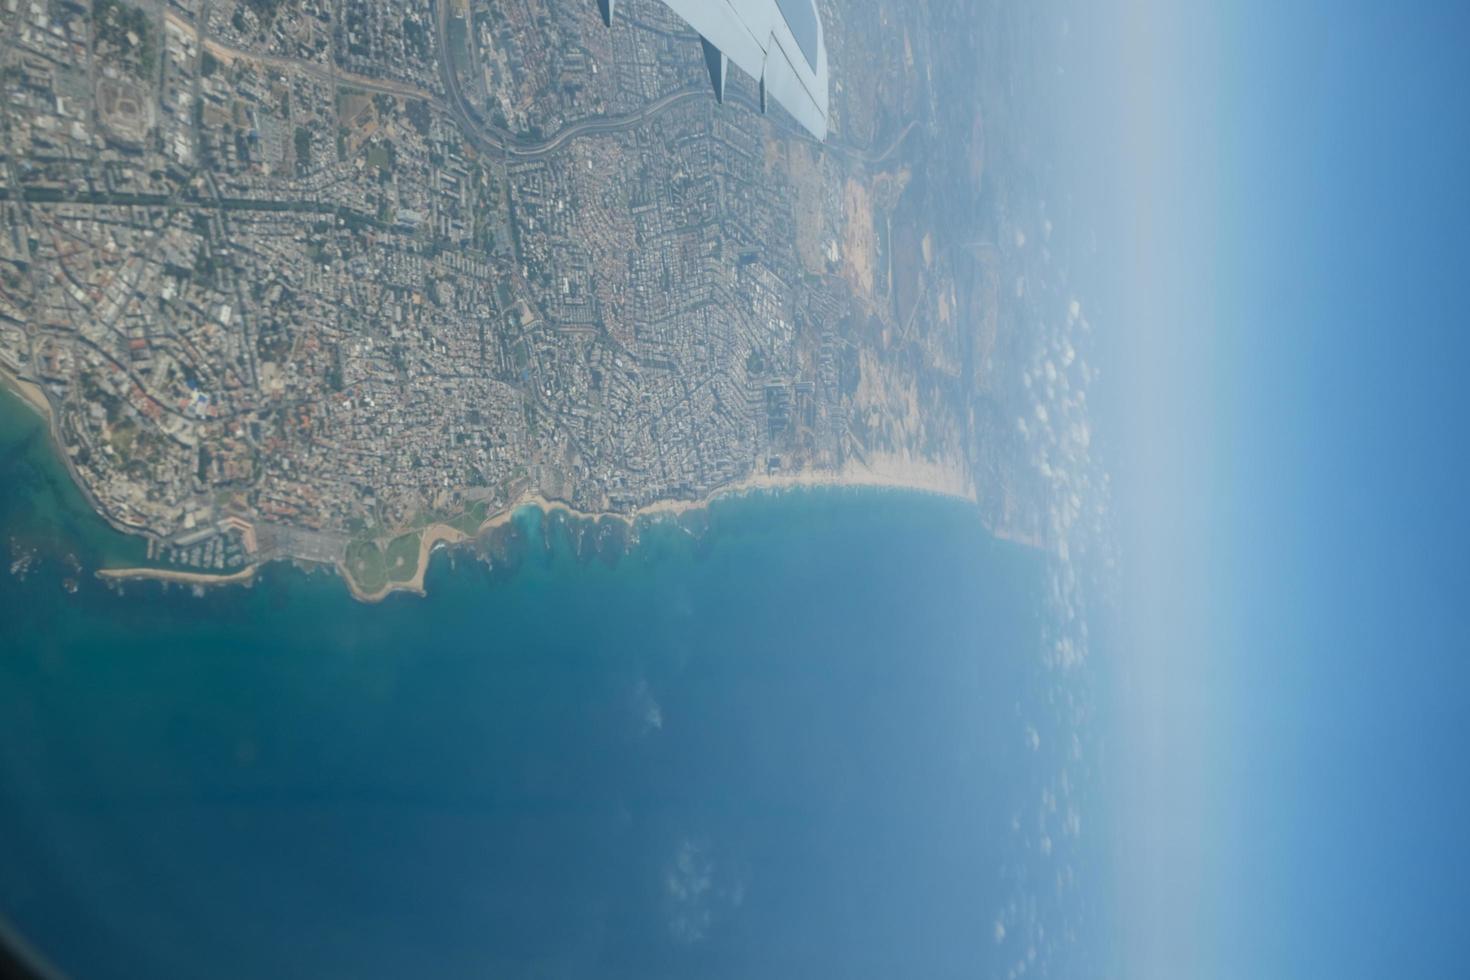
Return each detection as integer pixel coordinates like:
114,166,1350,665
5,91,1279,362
0,387,1057,979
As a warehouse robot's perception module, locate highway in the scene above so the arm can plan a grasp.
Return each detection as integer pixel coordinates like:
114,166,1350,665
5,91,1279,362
159,0,900,167
432,0,725,161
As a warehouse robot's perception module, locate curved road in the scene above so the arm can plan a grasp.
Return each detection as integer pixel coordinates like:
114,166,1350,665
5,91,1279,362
505,88,709,158
433,0,714,161
172,0,909,166
430,0,902,163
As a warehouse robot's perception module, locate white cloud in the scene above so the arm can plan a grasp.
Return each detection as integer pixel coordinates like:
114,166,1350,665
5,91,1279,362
634,679,663,734
663,838,745,945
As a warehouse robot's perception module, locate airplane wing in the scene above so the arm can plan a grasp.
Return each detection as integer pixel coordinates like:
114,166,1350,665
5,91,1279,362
599,0,830,140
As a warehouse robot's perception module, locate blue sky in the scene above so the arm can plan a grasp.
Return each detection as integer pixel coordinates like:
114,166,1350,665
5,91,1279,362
1082,1,1470,976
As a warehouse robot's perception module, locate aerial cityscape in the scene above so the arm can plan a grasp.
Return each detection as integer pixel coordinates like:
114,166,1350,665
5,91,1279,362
0,0,1100,599
0,5,1112,972
2,1,1465,977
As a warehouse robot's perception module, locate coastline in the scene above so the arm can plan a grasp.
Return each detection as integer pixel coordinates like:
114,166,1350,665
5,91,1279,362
7,363,1028,603
332,460,983,602
481,465,976,532
10,363,1040,601
0,364,53,422
1,365,159,553
92,463,982,602
338,523,467,603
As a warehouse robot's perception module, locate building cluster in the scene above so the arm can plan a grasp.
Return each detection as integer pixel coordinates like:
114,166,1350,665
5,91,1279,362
1,0,1016,580
2,10,1101,968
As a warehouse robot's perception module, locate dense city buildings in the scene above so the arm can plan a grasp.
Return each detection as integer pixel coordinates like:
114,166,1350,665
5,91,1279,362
1,0,1100,595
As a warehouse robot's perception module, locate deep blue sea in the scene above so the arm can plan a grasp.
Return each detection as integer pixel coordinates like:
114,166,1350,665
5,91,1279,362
0,388,1074,979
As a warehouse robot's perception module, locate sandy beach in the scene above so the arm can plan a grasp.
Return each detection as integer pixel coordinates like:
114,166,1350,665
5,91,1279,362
0,366,53,421
476,454,977,531
8,342,999,604
321,454,978,603
84,454,989,603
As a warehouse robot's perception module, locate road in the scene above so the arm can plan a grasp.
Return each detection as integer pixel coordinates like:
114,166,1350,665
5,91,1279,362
156,0,904,167
431,0,721,161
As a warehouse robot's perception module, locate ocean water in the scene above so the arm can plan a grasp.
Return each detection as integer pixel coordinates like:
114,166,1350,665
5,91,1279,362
0,388,1056,980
